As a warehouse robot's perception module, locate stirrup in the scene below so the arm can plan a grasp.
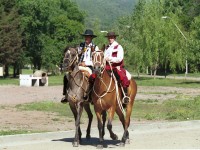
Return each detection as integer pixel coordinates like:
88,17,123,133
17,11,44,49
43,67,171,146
122,96,130,104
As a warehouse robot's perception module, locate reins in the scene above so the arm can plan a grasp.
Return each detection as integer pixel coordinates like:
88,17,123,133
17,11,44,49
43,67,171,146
67,69,87,103
92,52,125,115
64,49,88,103
64,50,79,68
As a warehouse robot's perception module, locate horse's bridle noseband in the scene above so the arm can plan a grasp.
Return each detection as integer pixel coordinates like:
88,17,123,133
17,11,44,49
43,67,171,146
63,49,79,71
92,50,105,73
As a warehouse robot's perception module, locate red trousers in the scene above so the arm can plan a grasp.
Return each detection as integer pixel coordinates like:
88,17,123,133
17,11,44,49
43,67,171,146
113,67,130,88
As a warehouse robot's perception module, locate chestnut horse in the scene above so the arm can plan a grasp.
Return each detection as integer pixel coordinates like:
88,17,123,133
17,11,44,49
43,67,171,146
63,47,93,147
91,50,137,148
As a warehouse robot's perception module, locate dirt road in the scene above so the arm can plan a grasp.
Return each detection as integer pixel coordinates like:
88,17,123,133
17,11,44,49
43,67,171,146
0,120,200,149
0,85,200,149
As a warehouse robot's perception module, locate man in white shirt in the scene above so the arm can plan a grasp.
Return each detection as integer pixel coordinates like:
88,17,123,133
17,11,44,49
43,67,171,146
61,29,99,103
78,29,99,74
104,32,131,103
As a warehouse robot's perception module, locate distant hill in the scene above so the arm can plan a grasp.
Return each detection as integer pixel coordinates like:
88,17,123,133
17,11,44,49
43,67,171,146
71,0,136,30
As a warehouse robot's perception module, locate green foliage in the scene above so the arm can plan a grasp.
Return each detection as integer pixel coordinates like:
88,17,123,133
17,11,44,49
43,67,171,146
72,0,136,30
117,0,200,75
17,0,85,71
0,0,23,76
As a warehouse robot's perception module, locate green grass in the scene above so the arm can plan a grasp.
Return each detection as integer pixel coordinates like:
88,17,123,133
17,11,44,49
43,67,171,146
134,77,200,88
22,69,33,74
16,101,94,119
0,75,63,86
0,130,45,136
132,96,200,121
15,96,200,121
47,75,63,86
0,78,19,85
1,75,200,87
169,73,200,78
16,101,74,117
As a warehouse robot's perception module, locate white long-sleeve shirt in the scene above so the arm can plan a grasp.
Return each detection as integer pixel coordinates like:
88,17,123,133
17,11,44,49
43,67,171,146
104,41,124,63
82,43,99,66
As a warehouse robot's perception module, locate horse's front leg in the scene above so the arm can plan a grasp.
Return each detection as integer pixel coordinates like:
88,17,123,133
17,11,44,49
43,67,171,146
107,107,118,141
102,110,107,139
96,112,104,149
73,102,83,147
115,105,128,146
83,103,93,140
121,102,133,146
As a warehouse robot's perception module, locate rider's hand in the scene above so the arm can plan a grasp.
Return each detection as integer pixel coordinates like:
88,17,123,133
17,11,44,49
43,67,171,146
79,62,86,67
105,57,111,62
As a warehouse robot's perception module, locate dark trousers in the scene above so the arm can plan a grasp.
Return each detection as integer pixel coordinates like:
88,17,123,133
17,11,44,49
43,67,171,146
63,74,68,95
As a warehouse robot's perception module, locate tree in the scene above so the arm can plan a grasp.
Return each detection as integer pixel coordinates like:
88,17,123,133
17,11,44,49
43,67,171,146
17,0,85,72
117,0,187,77
0,0,23,77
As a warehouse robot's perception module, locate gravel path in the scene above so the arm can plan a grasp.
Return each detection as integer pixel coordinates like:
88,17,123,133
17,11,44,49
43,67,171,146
0,85,200,149
1,85,200,105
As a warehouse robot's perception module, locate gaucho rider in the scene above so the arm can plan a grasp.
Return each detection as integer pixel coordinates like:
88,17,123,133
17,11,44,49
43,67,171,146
104,32,131,102
61,29,99,103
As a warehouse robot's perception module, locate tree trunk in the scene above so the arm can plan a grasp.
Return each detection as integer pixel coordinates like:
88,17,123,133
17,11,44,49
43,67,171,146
153,69,157,79
13,65,17,78
4,65,9,77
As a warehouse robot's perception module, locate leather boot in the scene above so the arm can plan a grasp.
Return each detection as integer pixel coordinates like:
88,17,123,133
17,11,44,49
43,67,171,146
83,81,93,100
122,87,130,104
61,74,68,103
83,74,95,100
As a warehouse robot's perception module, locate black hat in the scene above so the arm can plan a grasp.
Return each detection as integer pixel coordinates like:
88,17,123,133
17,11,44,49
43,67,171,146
81,29,97,38
105,32,119,37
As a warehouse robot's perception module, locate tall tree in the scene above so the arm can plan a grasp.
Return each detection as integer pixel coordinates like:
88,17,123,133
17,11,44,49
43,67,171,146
0,0,23,77
17,0,85,72
117,0,187,76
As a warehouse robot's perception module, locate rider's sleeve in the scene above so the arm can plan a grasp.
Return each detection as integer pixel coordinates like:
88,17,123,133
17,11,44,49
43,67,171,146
110,45,124,63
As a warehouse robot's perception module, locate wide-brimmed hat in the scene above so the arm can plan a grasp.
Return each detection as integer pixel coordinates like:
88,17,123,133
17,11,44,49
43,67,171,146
81,29,97,38
105,32,119,37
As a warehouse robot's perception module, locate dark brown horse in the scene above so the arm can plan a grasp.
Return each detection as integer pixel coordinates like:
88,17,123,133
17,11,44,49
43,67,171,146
91,50,137,148
63,47,93,147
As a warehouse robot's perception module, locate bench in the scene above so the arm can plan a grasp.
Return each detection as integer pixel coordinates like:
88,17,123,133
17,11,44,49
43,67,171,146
19,74,48,87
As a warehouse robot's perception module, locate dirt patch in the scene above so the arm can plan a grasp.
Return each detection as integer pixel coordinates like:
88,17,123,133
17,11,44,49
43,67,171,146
0,85,200,133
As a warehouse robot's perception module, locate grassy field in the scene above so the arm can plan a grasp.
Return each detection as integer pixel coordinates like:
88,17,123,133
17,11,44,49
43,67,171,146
15,95,200,121
1,74,200,87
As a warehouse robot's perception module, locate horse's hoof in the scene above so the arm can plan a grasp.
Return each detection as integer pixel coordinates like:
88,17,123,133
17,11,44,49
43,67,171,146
86,134,91,140
111,134,118,140
119,142,125,147
72,141,79,147
125,139,130,144
97,144,103,149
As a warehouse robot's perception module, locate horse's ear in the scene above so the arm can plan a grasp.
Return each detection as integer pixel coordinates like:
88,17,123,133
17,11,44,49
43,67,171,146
101,44,106,52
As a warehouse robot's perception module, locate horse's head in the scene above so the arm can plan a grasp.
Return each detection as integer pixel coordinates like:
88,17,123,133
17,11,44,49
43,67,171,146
92,50,105,74
63,47,79,72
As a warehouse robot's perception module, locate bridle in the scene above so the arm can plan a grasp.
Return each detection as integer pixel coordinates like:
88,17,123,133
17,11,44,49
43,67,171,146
92,50,106,74
92,50,125,114
63,49,79,71
63,48,88,103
